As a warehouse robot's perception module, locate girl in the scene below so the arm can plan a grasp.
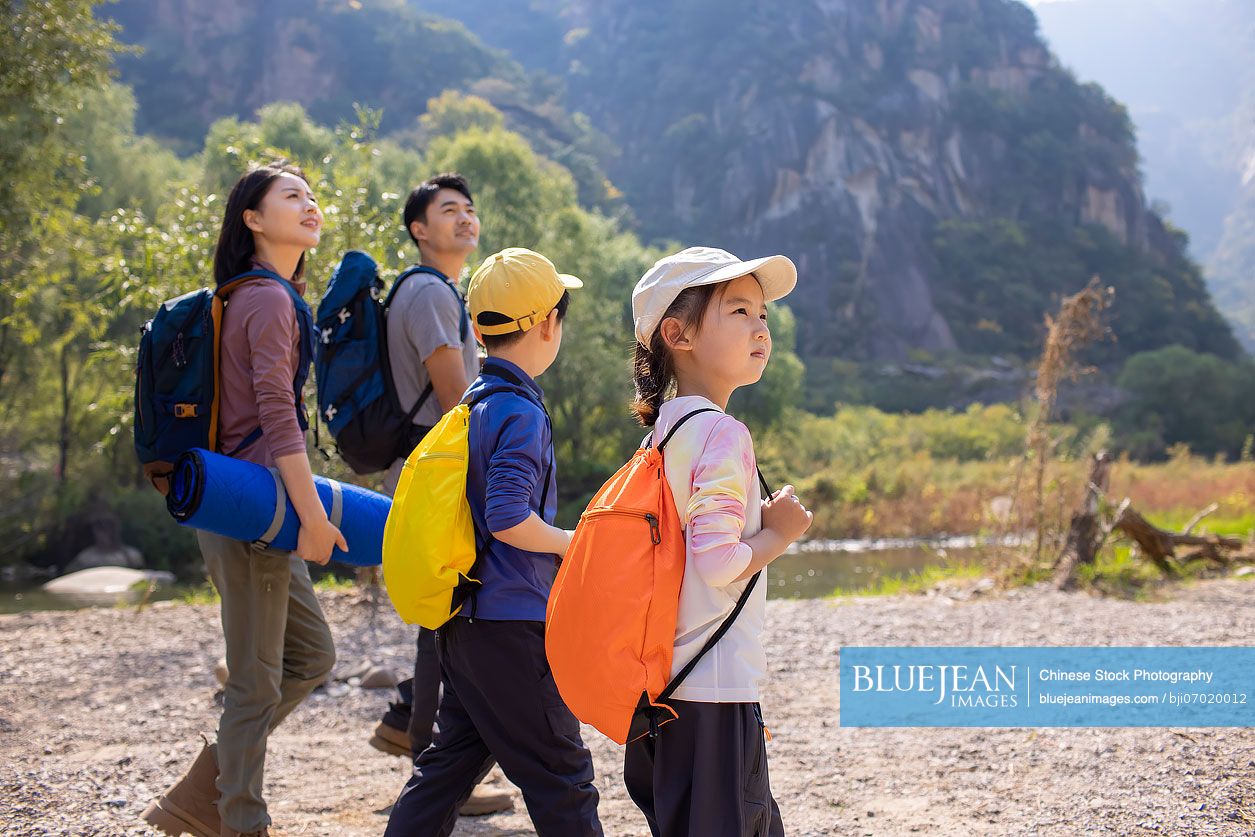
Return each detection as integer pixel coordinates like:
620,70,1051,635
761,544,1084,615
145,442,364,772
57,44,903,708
143,162,342,837
625,246,813,837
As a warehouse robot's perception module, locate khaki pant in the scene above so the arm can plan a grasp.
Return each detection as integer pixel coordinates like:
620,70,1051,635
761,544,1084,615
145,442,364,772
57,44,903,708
198,531,336,832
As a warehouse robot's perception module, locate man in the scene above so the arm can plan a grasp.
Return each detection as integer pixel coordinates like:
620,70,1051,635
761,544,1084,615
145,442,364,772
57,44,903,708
371,172,512,816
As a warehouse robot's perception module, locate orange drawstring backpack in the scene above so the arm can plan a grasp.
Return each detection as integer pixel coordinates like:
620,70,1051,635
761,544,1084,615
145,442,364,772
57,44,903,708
546,407,769,745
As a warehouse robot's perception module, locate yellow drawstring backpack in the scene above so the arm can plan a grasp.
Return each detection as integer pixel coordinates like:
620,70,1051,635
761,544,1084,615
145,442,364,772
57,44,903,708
382,402,481,628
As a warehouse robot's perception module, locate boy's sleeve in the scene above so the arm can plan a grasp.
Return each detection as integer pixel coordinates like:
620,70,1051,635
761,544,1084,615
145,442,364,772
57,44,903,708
398,280,466,363
685,417,755,588
484,403,546,534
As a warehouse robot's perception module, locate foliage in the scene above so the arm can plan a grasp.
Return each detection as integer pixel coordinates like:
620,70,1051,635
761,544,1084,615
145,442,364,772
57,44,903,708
0,72,680,560
1,0,125,409
1113,347,1255,459
930,218,1240,362
419,90,505,139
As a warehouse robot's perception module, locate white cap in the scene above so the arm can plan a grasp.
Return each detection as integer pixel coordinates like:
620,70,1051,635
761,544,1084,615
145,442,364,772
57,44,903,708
631,246,798,345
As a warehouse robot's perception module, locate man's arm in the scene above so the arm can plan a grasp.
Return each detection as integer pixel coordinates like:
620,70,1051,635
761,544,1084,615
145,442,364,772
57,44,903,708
424,346,470,413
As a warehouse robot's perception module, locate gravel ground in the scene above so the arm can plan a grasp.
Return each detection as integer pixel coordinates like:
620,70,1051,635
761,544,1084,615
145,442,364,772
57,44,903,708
1,577,1252,836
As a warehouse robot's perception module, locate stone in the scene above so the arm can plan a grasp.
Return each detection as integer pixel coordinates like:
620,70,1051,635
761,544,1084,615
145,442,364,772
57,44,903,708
42,567,175,606
358,666,399,690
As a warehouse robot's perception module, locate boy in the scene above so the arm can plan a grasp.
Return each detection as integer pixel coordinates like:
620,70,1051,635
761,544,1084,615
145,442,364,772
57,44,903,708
383,248,603,837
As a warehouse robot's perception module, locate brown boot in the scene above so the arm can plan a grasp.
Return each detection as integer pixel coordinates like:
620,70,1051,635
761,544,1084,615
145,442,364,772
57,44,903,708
142,738,221,836
458,785,514,816
367,719,412,758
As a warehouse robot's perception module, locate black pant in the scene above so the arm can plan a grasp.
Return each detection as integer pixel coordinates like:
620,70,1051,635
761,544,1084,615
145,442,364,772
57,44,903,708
406,627,441,755
624,700,785,837
384,618,603,837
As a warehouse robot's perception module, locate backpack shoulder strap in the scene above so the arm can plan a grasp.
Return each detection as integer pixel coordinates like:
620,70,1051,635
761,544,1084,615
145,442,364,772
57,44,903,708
213,269,315,448
386,265,470,343
654,466,775,709
388,266,471,421
650,407,720,451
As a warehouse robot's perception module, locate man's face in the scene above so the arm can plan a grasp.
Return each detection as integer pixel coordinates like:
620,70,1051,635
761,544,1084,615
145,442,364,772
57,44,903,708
412,188,479,260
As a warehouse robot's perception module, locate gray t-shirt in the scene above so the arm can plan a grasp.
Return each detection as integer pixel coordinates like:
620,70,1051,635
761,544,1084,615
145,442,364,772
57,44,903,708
385,269,480,430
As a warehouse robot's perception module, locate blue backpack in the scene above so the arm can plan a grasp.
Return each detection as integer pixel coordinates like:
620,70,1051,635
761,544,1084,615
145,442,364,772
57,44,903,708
314,251,469,475
133,270,315,492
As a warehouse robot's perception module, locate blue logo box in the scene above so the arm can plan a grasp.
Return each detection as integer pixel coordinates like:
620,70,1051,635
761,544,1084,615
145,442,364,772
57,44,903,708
839,647,1255,727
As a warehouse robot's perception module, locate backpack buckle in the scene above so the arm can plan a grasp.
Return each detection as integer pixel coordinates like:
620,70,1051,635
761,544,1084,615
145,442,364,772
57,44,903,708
174,403,199,419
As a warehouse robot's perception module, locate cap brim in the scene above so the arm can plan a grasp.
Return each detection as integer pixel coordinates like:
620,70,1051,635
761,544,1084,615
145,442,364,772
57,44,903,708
689,255,796,302
559,273,583,289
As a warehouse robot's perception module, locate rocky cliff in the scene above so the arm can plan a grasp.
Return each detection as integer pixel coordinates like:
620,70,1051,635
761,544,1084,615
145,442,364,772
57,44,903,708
106,0,510,145
102,0,1240,365
557,0,1237,362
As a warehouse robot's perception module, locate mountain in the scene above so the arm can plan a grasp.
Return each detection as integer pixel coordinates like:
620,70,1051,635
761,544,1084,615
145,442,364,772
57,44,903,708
105,0,514,146
413,0,1240,365
1032,0,1255,350
100,0,1241,368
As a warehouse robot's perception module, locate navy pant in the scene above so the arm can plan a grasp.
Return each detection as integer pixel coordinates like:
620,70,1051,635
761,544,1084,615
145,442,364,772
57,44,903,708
384,618,603,837
624,700,785,837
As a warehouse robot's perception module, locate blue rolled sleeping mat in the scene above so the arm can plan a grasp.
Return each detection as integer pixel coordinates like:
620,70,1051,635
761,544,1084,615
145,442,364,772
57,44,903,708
167,448,390,567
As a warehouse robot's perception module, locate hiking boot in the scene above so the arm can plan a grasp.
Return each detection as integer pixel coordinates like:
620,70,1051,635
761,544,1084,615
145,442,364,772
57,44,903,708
459,786,514,817
219,827,268,837
368,679,414,757
368,718,412,758
142,738,220,837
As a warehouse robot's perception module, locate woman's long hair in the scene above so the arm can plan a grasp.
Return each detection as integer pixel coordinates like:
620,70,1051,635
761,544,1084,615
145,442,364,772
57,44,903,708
212,161,310,287
630,283,722,426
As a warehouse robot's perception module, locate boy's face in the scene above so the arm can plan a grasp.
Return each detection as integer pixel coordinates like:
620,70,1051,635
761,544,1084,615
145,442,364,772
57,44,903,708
412,188,479,260
479,307,564,378
530,309,564,375
688,272,771,388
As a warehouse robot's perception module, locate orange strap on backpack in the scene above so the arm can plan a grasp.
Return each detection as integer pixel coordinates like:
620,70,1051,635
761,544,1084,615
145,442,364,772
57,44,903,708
546,408,773,745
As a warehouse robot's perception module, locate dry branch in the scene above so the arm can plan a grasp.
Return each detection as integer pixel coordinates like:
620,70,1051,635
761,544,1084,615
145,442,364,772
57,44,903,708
1053,470,1249,587
1053,451,1113,590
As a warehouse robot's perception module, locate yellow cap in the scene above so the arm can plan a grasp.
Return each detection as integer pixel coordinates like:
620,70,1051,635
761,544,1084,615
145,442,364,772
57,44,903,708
468,247,583,336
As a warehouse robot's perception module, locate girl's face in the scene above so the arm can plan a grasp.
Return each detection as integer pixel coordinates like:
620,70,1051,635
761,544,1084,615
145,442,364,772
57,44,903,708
245,172,323,250
682,272,772,390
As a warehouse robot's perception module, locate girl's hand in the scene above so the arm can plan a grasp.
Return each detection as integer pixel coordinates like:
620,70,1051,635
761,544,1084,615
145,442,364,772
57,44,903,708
296,516,348,565
761,484,813,543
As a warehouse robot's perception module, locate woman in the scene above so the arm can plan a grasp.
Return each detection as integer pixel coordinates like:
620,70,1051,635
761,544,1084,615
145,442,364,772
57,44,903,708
143,162,343,837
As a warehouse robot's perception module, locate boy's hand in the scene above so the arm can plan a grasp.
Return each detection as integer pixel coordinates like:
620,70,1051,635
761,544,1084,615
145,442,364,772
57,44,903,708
761,484,812,543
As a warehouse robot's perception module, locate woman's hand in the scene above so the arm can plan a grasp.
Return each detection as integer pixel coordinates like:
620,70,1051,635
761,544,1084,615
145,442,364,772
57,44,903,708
296,515,348,565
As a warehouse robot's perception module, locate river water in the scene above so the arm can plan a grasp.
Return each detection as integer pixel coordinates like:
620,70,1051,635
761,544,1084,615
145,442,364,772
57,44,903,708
1,535,1013,614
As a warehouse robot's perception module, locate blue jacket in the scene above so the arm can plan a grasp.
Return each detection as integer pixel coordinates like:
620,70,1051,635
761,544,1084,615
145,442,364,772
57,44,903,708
461,357,558,621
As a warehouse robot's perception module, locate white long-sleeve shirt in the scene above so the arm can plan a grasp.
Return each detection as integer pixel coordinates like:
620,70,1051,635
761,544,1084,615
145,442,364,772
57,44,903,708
654,396,767,703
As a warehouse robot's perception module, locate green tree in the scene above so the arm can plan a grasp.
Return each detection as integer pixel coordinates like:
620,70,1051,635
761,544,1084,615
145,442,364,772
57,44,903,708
1114,346,1255,458
61,82,191,219
419,90,505,139
0,0,124,411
